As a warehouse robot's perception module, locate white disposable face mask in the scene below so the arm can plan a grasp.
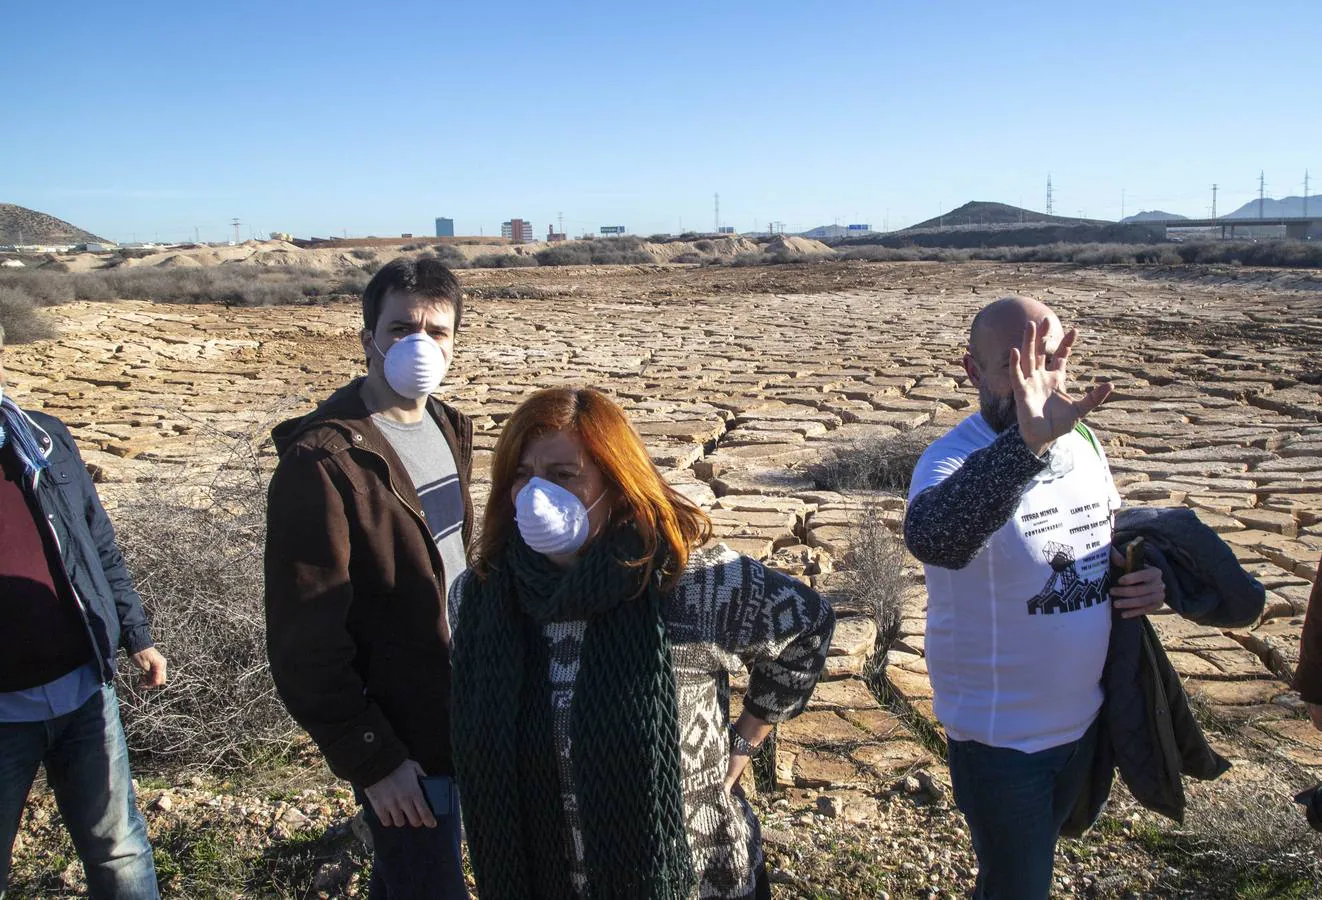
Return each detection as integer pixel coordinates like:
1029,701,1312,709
515,476,606,556
373,332,449,400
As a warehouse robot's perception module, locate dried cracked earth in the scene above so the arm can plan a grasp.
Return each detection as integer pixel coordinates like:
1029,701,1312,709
5,260,1321,899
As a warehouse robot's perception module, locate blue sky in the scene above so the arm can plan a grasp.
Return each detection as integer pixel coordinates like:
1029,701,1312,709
2,0,1317,242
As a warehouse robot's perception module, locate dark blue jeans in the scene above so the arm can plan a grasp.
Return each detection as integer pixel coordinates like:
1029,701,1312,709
357,779,468,900
0,685,158,899
946,720,1099,900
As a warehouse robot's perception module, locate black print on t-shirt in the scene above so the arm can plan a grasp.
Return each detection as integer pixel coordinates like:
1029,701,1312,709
1026,542,1111,616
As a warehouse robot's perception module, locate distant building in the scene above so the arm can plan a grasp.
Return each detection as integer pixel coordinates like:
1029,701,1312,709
435,217,454,237
501,218,533,243
547,225,567,243
717,226,735,234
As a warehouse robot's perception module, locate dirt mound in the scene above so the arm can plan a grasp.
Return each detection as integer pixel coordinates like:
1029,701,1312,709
647,237,762,262
154,253,204,269
246,248,307,268
764,236,832,256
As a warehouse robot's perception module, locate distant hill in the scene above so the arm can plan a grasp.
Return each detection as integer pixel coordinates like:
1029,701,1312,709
1223,195,1322,219
0,204,107,245
907,201,1103,231
1121,210,1187,223
799,224,851,239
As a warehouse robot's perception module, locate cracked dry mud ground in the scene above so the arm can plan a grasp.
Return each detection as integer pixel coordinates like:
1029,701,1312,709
5,260,1320,899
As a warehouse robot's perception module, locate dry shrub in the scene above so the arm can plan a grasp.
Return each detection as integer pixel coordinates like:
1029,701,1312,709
471,253,538,269
0,266,361,308
424,244,470,268
0,286,57,342
113,422,297,771
1140,775,1322,896
810,428,939,493
535,237,652,266
845,502,908,652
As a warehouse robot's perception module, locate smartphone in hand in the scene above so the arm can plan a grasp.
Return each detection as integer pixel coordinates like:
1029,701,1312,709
418,775,454,817
1124,537,1146,576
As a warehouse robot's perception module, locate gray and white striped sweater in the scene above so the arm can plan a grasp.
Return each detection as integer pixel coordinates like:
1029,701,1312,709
452,544,835,899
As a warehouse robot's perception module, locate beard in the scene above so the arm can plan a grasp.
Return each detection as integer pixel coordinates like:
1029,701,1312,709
979,383,1018,433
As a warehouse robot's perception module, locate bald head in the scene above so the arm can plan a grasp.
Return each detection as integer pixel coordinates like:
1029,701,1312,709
968,295,1062,368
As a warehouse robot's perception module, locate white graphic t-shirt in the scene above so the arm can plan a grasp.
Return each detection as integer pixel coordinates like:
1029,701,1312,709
909,414,1122,753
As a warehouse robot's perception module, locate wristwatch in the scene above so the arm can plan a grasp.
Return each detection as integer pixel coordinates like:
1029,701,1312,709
728,723,763,756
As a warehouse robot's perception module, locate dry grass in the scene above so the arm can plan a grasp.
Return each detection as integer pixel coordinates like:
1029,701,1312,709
0,266,363,308
809,428,939,494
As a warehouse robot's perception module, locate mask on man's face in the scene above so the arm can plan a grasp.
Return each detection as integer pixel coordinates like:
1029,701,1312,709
373,332,449,399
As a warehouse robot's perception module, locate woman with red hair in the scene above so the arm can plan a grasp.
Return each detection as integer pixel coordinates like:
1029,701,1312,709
450,387,835,900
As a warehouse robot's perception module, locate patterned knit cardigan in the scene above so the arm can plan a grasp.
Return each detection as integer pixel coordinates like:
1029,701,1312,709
451,544,836,899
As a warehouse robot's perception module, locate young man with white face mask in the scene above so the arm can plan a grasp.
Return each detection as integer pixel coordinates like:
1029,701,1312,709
264,257,473,899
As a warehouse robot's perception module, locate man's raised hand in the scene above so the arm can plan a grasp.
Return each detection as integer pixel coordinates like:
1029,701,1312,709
1010,319,1113,455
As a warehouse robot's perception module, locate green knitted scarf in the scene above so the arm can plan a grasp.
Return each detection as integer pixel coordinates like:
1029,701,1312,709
451,526,695,900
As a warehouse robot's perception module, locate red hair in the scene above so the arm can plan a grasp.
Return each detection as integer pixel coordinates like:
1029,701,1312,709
473,387,711,590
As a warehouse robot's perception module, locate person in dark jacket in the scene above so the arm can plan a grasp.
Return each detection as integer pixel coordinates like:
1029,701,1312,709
1295,556,1322,731
904,296,1167,900
0,323,166,899
264,258,473,900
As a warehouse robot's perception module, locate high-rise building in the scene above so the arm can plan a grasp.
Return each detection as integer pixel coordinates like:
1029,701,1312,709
501,218,533,243
435,217,455,237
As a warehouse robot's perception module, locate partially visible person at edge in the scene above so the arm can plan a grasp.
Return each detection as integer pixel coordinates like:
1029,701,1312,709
903,296,1167,900
449,387,835,900
1295,555,1322,732
264,258,473,899
0,322,167,899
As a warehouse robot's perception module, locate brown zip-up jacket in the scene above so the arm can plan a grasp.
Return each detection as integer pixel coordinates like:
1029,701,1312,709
1293,557,1322,704
264,378,474,788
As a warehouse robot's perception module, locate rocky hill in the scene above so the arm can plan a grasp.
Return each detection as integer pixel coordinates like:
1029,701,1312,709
0,203,107,245
908,201,1104,230
1122,210,1188,223
1224,195,1322,219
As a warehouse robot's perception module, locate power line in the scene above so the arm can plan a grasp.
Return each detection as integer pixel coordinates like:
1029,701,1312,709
1259,171,1266,219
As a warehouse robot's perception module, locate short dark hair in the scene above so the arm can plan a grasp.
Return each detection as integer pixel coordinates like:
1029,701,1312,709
362,257,463,333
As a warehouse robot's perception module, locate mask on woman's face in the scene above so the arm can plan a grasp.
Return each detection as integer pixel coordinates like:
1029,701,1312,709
515,476,606,556
374,332,449,400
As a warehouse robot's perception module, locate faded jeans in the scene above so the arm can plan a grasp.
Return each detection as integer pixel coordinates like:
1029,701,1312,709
0,685,158,899
946,719,1099,900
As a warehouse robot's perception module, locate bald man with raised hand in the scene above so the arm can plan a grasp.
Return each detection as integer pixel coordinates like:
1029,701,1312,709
903,297,1166,900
